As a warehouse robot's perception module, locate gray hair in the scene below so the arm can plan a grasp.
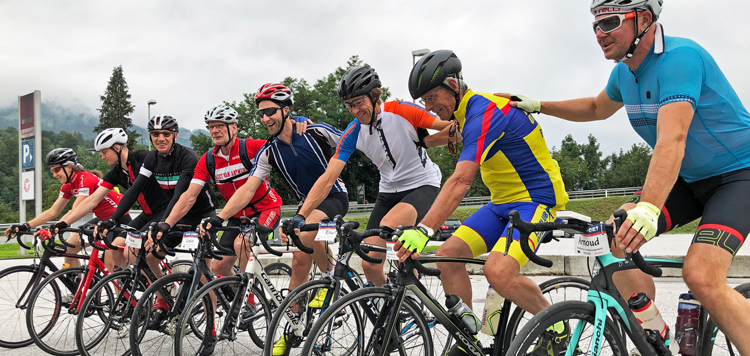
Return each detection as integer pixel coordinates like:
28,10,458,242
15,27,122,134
443,76,468,94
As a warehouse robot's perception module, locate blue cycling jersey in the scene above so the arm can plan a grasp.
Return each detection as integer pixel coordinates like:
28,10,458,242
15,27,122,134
606,30,750,183
251,120,347,201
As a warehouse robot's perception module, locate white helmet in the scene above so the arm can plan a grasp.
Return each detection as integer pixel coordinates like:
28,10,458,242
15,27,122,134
95,128,128,151
590,0,662,20
204,104,239,124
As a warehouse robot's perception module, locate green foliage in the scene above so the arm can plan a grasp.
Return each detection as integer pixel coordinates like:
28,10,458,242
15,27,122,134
551,134,605,190
190,132,214,156
601,143,652,188
95,65,140,148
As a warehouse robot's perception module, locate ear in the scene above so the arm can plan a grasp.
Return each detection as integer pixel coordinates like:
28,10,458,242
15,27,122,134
639,11,653,30
283,106,290,116
448,78,460,92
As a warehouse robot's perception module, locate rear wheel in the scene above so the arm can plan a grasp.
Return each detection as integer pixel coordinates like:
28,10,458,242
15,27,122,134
699,283,750,356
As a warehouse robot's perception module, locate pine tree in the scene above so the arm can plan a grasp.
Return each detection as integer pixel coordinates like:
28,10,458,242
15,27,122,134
94,65,139,147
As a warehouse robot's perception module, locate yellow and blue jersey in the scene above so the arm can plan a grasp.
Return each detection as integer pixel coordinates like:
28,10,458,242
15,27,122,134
455,90,568,210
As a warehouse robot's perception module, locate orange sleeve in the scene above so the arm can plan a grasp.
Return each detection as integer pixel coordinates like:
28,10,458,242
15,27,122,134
384,101,437,132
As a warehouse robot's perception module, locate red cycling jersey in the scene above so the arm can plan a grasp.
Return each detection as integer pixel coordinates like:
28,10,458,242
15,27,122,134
191,138,282,219
60,171,123,220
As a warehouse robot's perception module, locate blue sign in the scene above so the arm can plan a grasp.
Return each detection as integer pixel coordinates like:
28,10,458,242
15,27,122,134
22,140,34,169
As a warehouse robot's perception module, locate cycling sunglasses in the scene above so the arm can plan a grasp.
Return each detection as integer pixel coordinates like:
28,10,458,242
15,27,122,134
592,12,636,34
257,107,281,118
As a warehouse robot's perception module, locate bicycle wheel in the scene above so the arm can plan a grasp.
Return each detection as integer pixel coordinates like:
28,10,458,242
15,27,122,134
264,261,292,293
506,301,626,356
129,272,203,356
75,269,142,356
167,259,194,274
26,266,93,356
264,278,337,356
175,274,271,355
0,265,49,348
302,286,433,356
700,283,750,356
504,277,590,348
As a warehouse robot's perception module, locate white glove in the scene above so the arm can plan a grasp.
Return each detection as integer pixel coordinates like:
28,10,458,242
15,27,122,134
510,94,541,114
626,202,660,241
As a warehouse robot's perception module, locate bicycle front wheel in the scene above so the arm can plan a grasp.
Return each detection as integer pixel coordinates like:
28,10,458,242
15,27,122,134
0,264,48,348
699,283,750,356
506,301,626,356
302,286,432,356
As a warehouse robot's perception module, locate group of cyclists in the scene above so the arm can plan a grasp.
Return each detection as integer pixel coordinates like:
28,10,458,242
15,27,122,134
5,0,750,354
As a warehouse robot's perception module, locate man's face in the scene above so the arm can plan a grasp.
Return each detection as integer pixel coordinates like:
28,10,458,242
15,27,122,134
343,95,374,124
258,100,285,136
99,147,119,165
594,12,639,61
420,86,455,121
150,130,176,154
207,122,236,146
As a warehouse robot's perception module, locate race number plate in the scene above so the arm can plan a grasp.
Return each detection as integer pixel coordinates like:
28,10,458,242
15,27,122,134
125,231,143,248
574,222,610,256
181,231,200,250
315,221,337,242
386,242,398,260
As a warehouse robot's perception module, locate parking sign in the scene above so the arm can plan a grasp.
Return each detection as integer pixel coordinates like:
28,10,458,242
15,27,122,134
22,140,34,170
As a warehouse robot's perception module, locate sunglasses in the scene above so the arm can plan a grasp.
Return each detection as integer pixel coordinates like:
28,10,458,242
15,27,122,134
150,131,173,138
448,121,458,155
592,12,636,33
257,107,281,118
343,95,368,109
51,166,63,174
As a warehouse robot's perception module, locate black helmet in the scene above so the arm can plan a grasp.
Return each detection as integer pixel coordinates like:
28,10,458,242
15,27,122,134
148,115,179,132
46,148,77,166
338,65,381,101
408,50,462,99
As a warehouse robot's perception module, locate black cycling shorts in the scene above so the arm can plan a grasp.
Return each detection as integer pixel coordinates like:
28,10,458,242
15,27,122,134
367,185,440,230
300,192,349,221
626,167,750,256
88,214,132,244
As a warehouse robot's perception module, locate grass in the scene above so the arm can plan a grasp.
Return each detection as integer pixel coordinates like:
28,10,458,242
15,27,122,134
0,243,35,259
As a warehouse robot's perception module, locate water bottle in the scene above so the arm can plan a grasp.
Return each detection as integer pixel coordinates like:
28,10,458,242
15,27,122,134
480,285,504,335
445,294,480,335
629,293,677,354
675,292,700,355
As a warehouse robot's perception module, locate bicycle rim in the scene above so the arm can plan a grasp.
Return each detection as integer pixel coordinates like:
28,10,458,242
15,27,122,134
0,265,45,348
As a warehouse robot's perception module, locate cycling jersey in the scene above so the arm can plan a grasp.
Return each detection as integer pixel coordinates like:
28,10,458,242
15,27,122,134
455,90,568,209
192,138,282,219
60,170,122,220
99,150,169,215
333,101,442,193
605,28,750,183
251,121,347,201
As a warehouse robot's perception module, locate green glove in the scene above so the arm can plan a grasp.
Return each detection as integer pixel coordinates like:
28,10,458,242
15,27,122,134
397,225,431,254
510,94,541,114
626,202,660,241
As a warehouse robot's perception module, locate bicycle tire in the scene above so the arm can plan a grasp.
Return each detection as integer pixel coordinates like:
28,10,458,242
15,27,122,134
129,272,203,356
26,266,98,356
699,282,750,356
167,259,194,274
0,265,49,348
174,274,271,355
75,269,143,356
506,301,626,356
504,276,591,349
302,286,433,356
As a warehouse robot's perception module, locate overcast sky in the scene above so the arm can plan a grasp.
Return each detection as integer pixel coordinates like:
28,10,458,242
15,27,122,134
3,0,749,154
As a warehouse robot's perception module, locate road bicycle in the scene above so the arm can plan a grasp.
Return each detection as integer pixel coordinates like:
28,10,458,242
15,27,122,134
505,209,750,356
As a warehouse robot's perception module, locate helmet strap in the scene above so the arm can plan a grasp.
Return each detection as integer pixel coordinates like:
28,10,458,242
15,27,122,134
221,124,235,148
114,144,125,169
368,95,378,135
621,11,653,61
64,165,73,184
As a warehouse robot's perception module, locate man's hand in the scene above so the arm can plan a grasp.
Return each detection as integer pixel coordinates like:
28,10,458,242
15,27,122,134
200,216,224,238
96,219,116,239
495,93,541,114
146,222,171,251
616,202,660,253
290,214,306,239
292,117,312,135
393,224,432,263
50,221,68,235
5,223,31,238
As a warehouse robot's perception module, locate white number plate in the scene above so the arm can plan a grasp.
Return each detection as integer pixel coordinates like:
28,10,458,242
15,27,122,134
125,231,143,248
181,231,200,250
315,222,337,242
386,242,398,260
574,222,610,256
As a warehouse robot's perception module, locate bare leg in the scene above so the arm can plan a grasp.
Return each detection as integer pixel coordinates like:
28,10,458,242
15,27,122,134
485,252,548,314
435,236,474,308
368,202,419,286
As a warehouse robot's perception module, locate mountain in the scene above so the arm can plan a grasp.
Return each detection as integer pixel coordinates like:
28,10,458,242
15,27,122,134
0,102,205,148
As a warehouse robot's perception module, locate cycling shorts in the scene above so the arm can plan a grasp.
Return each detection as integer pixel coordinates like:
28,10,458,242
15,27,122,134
454,202,557,267
626,167,750,256
313,192,350,220
366,185,439,229
218,208,280,251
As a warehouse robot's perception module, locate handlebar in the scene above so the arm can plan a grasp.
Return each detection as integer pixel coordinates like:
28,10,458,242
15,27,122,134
280,219,317,254
613,209,663,277
147,224,194,257
236,216,283,257
9,229,37,250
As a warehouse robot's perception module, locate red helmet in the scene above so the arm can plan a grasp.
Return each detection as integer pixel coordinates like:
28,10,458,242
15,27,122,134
255,83,294,106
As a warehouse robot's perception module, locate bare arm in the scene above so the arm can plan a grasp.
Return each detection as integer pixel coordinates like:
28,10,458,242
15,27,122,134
423,121,456,148
419,160,480,231
539,89,623,122
164,183,204,227
59,187,110,225
27,196,70,227
218,176,262,220
298,159,346,218
58,194,88,223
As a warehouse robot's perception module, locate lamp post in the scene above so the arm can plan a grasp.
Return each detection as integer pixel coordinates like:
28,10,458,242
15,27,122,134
147,99,157,150
411,48,431,103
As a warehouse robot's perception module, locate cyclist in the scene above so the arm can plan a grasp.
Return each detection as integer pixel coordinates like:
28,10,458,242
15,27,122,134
396,49,569,355
293,65,452,287
500,0,750,352
4,148,130,274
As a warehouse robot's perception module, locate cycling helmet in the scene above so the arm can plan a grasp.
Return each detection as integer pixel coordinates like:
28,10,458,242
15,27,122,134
148,115,179,132
46,148,77,166
590,0,662,20
338,66,381,101
204,104,239,124
94,128,128,151
255,83,294,107
408,50,462,100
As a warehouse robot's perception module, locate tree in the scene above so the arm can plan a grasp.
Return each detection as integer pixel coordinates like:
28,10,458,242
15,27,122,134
601,143,652,188
95,65,139,148
550,134,604,190
190,132,214,156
